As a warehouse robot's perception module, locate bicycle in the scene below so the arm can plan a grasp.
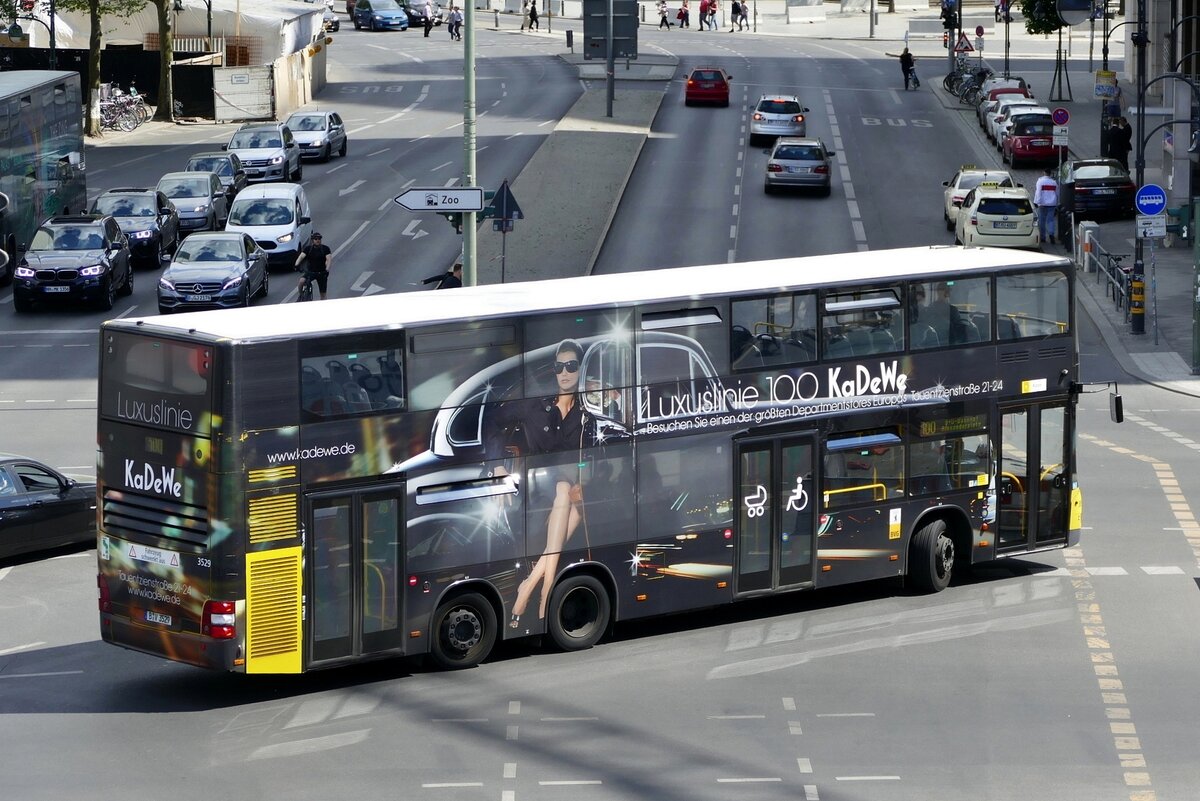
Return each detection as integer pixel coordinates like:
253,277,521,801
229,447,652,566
297,272,315,302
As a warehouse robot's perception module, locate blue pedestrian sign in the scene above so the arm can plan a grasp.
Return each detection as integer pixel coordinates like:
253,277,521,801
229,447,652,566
1135,184,1167,216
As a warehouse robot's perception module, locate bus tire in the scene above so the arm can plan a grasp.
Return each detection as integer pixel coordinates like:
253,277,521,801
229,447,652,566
910,519,954,593
429,592,496,670
547,574,610,652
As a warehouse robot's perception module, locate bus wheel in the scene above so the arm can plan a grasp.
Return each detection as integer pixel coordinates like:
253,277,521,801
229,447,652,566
430,592,496,670
910,519,954,593
547,574,610,652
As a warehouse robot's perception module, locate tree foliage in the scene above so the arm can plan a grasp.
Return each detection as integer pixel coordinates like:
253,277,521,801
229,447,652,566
1018,0,1067,36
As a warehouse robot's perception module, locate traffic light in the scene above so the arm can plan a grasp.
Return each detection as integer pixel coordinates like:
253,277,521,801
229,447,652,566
437,211,462,234
942,10,958,29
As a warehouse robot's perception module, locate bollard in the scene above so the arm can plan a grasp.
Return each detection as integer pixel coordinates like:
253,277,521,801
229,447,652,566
566,28,572,50
494,8,499,28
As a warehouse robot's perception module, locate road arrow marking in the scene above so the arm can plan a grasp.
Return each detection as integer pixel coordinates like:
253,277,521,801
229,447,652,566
339,180,366,197
402,220,428,240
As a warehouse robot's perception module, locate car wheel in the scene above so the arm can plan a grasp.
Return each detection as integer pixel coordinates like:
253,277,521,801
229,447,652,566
295,162,303,182
684,98,693,107
945,215,954,232
547,574,611,652
258,269,269,298
764,182,774,195
14,293,33,313
429,592,497,670
339,138,347,157
820,183,832,198
242,286,252,307
353,17,361,28
319,143,331,163
158,305,170,315
119,265,134,297
96,279,116,311
156,238,169,264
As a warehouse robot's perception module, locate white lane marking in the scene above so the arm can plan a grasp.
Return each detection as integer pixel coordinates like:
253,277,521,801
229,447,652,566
347,123,376,135
402,220,428,239
537,120,554,127
707,714,765,720
783,697,796,710
506,725,518,740
852,220,866,240
366,148,390,157
326,163,348,174
332,220,371,259
443,121,463,131
503,763,516,779
0,567,11,584
1086,567,1128,576
836,776,901,781
846,200,860,219
247,730,370,760
804,785,820,800
422,783,483,788
797,758,813,773
540,716,599,721
538,781,602,786
816,712,876,717
0,641,46,654
0,670,83,679
431,161,453,171
430,718,488,722
505,132,522,140
338,179,366,197
377,198,393,211
789,721,803,735
717,778,782,783
1141,566,1185,574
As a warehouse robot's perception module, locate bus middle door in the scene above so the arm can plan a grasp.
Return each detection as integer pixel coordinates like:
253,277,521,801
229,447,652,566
735,433,817,594
307,484,406,665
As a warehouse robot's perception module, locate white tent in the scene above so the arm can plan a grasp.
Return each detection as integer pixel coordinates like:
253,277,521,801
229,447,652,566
48,0,324,62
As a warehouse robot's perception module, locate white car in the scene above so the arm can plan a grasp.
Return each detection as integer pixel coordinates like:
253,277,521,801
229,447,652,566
942,166,1015,231
954,183,1038,249
987,97,1040,144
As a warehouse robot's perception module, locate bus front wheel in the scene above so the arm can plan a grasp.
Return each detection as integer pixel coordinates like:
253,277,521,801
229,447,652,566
909,519,954,593
547,574,611,652
429,592,496,670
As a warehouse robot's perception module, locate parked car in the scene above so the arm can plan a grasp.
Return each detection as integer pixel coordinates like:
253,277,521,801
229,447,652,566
157,171,229,234
763,137,833,196
1056,158,1137,223
224,122,302,183
685,66,732,107
223,182,313,270
323,8,341,31
157,231,269,314
184,151,248,203
89,188,180,266
942,166,1015,231
995,106,1050,151
0,455,96,561
353,0,411,30
398,0,443,27
284,110,348,162
954,183,1038,249
749,95,809,146
1002,113,1066,168
987,96,1041,143
12,215,133,312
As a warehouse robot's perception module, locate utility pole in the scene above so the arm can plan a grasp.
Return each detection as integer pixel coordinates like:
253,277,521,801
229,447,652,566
463,1,477,286
1131,0,1148,335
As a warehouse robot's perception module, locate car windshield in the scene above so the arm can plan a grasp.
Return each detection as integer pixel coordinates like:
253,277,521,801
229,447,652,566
92,195,155,217
692,70,724,82
187,157,233,177
176,239,243,262
229,131,282,149
31,225,105,251
370,0,402,9
1075,164,1125,179
978,197,1032,215
287,114,327,132
228,198,294,225
1013,121,1053,136
159,177,211,198
759,100,801,114
774,145,822,160
960,174,1012,190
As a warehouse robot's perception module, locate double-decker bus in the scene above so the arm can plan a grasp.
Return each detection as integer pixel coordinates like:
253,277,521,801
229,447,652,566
0,71,87,283
97,246,1086,673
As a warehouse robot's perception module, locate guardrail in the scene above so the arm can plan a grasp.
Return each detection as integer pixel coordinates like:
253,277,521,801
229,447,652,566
1079,224,1131,321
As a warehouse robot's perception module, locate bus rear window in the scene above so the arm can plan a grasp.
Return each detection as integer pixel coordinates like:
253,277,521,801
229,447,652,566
101,333,211,435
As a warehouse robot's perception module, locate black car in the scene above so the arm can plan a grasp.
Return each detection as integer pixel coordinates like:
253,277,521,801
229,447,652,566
0,456,96,561
12,215,134,313
90,188,180,266
399,0,442,26
1057,158,1136,223
184,151,249,204
157,231,269,314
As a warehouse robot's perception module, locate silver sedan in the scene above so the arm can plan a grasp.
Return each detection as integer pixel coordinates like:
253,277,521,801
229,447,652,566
764,137,834,196
749,95,809,146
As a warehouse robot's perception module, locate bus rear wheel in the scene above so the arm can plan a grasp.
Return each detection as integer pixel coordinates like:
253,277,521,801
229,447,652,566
910,519,954,593
429,592,496,670
547,574,610,652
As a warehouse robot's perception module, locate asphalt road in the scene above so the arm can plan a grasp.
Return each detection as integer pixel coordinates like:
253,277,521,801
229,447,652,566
1,20,1199,801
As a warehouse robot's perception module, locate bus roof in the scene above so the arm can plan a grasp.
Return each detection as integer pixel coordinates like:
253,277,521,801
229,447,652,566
0,70,79,97
107,246,1071,343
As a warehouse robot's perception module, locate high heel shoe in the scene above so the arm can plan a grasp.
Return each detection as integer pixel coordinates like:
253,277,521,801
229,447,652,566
509,614,521,629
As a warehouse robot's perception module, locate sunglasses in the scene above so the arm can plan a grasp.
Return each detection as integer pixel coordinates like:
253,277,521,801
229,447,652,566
553,359,580,374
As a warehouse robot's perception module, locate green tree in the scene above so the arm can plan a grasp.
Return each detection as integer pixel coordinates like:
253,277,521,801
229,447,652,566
1017,0,1067,36
144,0,172,121
56,0,147,136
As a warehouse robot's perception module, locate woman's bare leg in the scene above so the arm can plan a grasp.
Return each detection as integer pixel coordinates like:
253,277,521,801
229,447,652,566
512,482,582,621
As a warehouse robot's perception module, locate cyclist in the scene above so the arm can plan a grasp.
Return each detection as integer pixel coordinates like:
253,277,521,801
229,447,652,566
295,232,332,300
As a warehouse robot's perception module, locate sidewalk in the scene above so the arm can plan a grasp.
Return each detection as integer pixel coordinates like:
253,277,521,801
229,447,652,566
482,6,1198,393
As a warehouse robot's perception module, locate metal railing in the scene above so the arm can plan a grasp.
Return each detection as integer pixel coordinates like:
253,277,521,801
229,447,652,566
1080,225,1131,320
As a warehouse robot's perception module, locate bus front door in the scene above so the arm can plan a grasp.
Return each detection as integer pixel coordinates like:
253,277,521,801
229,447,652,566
307,485,406,665
735,434,817,594
997,403,1070,552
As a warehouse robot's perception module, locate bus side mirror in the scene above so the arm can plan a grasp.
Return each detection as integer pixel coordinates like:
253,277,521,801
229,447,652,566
1110,392,1123,423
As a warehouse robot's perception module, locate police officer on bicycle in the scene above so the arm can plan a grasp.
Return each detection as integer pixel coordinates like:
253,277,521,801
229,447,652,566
295,232,332,300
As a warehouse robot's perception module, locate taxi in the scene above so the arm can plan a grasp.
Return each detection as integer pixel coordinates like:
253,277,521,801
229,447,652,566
954,182,1038,249
942,166,1015,231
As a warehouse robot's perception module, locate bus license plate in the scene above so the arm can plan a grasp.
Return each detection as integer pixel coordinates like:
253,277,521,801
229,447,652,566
185,294,212,302
145,610,172,626
43,285,70,293
994,221,1018,229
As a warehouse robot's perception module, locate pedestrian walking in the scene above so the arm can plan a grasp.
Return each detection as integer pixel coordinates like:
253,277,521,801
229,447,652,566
698,0,708,29
520,0,529,30
1113,116,1132,171
448,5,463,39
729,0,742,30
994,0,1002,22
422,0,434,36
423,263,463,290
707,0,718,30
899,48,915,90
680,0,690,27
529,1,539,30
1033,167,1059,245
658,0,671,29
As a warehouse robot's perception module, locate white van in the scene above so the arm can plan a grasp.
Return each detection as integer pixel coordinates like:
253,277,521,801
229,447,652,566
223,183,312,269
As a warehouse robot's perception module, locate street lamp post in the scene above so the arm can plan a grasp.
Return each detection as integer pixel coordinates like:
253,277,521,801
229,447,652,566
6,0,57,69
1131,0,1148,335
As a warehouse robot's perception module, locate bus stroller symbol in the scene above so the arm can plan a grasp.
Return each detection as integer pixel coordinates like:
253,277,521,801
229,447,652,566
744,485,768,518
425,193,438,206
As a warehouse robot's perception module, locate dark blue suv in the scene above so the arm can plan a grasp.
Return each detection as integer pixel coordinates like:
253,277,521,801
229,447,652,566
353,0,410,30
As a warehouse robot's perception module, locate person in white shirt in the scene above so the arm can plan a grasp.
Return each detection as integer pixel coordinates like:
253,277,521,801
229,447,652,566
1033,167,1059,245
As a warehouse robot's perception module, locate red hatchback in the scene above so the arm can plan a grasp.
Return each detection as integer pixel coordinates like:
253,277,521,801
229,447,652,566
685,67,732,107
1002,115,1067,168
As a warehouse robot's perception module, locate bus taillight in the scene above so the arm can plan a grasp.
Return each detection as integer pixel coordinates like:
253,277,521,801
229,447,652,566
97,574,111,613
202,600,236,639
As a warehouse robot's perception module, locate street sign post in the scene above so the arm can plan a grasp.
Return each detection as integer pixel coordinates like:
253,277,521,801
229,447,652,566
1136,214,1167,239
1053,125,1069,146
954,32,973,53
394,187,485,212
